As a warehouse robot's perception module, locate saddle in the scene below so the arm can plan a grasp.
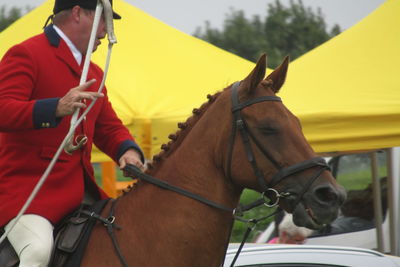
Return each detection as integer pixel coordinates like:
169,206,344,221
0,199,110,267
0,232,18,267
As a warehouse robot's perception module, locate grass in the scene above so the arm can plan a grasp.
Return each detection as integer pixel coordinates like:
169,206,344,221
336,166,386,191
230,189,277,242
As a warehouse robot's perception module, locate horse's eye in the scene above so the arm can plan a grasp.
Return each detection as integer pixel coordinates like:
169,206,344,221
258,126,278,135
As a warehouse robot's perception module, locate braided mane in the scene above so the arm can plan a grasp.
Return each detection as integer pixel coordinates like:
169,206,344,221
121,88,226,194
147,90,224,173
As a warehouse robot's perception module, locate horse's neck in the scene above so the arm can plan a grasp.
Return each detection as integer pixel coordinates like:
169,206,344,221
117,98,241,265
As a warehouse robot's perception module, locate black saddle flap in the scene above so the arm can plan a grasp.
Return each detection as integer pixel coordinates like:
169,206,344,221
50,199,110,267
0,229,19,267
57,217,89,253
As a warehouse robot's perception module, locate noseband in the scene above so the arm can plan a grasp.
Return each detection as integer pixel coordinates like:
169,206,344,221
226,82,330,207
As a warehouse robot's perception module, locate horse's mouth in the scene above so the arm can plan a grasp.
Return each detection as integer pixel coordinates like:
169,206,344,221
292,202,325,230
304,204,323,228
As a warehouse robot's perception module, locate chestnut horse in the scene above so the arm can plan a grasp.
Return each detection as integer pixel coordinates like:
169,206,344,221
82,55,346,266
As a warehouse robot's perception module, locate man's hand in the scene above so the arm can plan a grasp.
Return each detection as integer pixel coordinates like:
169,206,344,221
56,79,104,117
119,149,145,176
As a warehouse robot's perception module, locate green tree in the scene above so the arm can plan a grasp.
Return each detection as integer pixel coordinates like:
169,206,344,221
0,5,30,32
194,0,341,68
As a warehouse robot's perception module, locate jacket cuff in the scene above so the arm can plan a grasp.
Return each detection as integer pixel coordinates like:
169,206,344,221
116,140,145,163
33,98,62,129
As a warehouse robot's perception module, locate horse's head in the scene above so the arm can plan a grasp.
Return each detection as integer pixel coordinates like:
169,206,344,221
227,54,346,229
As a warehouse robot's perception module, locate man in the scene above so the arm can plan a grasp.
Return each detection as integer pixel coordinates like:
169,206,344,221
0,0,144,266
268,213,312,244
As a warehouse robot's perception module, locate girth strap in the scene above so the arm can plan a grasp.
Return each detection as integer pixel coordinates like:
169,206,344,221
82,199,127,267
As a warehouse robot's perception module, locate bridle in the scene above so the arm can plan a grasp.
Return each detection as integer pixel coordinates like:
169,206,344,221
224,81,330,267
120,81,331,267
124,81,331,213
226,81,330,208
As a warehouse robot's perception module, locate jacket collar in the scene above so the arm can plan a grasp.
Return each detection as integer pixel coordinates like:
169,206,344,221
44,24,61,47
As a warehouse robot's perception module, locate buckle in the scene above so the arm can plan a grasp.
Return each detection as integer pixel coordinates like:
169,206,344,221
236,119,245,129
262,188,291,207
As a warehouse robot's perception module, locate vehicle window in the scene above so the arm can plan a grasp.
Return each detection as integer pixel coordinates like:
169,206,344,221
309,151,388,237
334,152,386,191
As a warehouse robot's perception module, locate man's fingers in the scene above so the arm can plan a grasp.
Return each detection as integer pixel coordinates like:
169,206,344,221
70,79,104,100
79,92,104,101
137,162,145,172
74,79,97,91
120,160,144,177
73,102,87,109
119,161,126,169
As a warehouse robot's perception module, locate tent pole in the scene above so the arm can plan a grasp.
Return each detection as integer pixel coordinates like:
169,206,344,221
386,148,399,255
370,151,383,252
390,147,400,256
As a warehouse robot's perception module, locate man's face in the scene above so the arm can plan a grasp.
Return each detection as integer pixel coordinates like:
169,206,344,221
78,8,106,54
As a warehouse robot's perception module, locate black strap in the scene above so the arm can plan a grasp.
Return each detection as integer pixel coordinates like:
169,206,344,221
268,157,329,188
228,82,330,192
236,119,270,191
287,167,327,213
81,200,127,267
105,200,128,267
230,82,271,191
43,14,54,29
234,198,265,216
231,96,281,112
229,225,253,267
124,164,233,213
242,123,282,169
229,209,280,267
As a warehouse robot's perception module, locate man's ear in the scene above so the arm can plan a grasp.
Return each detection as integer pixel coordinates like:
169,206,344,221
71,5,82,23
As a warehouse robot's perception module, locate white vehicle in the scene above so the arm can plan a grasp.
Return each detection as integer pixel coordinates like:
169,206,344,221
224,244,400,267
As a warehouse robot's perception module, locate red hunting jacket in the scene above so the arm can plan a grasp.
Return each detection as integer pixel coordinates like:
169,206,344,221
0,25,143,227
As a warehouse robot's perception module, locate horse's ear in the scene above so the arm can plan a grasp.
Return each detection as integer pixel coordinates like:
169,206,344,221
265,55,290,93
241,54,267,95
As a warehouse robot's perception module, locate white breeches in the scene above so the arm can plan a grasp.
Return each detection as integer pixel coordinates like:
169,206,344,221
5,214,54,267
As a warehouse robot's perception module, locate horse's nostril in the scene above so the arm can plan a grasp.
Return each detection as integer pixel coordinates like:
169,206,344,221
314,185,339,205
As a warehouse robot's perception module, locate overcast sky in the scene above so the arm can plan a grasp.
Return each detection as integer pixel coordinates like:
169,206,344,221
0,0,386,35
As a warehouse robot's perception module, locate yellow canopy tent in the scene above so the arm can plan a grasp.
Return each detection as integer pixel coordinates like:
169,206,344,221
279,0,399,255
0,0,256,161
280,0,399,154
1,0,398,158
1,0,399,251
